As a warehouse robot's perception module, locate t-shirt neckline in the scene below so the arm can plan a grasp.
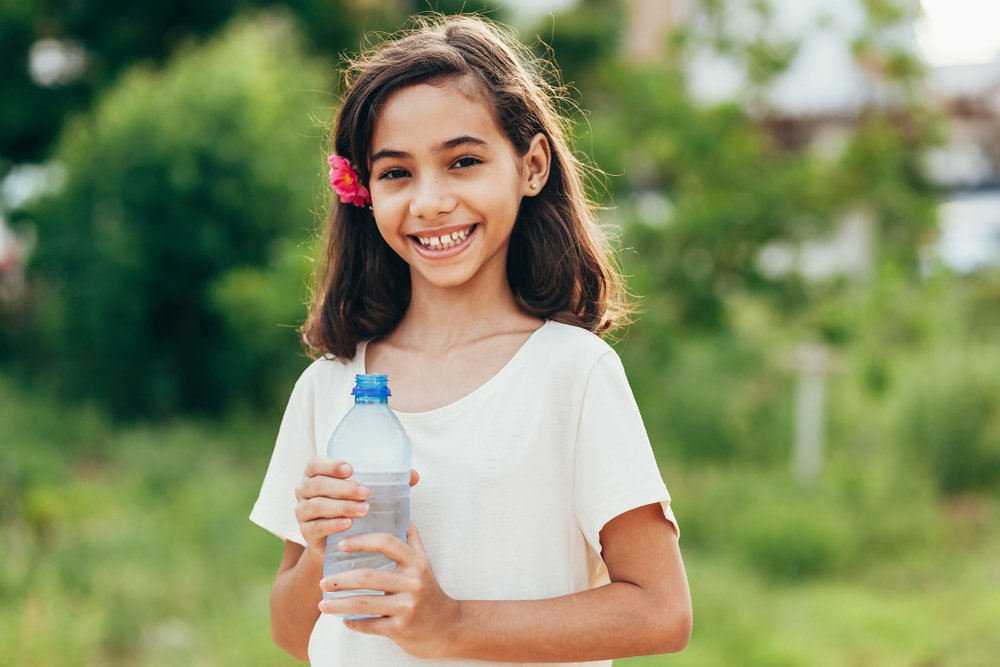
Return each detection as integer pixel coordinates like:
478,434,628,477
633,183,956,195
355,320,552,422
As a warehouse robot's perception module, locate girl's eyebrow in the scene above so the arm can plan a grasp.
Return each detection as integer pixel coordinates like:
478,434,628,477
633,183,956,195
370,135,489,164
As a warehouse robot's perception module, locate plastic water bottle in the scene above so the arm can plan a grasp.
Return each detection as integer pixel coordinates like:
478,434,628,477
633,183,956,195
323,374,412,618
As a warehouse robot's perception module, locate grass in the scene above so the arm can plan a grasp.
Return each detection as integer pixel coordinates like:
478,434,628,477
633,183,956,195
621,524,1000,667
2,375,999,666
0,378,297,666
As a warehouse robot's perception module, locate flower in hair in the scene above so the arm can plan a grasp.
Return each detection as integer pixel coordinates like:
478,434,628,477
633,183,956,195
327,154,371,207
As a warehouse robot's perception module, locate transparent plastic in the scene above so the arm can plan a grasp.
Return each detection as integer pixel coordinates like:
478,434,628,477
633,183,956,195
323,374,412,619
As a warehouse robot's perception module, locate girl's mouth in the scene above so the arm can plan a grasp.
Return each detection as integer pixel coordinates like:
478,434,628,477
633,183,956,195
410,224,478,254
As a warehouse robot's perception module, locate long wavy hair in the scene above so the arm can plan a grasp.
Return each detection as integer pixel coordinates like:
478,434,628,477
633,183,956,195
302,14,629,359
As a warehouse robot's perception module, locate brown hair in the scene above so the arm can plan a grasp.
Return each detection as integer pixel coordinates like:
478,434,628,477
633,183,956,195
302,14,629,359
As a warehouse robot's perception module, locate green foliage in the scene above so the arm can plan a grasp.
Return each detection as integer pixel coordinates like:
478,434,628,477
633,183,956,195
667,459,941,582
5,375,1000,666
590,59,833,331
208,239,315,413
531,0,626,89
732,492,857,579
623,332,791,466
893,346,1000,495
0,376,296,666
549,0,943,338
836,114,940,271
23,12,328,417
0,0,372,163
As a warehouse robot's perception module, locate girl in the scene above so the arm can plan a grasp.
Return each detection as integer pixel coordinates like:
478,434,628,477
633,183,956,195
251,14,691,666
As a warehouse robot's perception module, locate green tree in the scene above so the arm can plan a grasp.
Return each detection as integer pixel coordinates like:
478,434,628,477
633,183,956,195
23,11,329,418
0,0,390,167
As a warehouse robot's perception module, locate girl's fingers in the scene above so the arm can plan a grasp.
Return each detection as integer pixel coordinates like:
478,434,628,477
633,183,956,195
300,497,370,521
318,593,394,618
338,532,413,566
321,567,411,595
405,523,426,554
304,456,353,479
296,475,370,503
342,615,393,636
302,517,353,540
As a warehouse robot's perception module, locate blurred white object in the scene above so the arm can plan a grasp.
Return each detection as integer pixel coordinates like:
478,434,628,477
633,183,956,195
933,190,1000,274
916,0,1000,67
29,39,87,87
783,343,840,484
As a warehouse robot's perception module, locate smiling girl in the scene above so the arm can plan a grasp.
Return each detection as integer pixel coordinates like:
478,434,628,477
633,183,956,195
250,14,691,666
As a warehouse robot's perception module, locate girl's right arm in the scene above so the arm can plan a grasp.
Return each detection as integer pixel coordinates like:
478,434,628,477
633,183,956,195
270,541,322,661
269,457,372,660
268,457,420,660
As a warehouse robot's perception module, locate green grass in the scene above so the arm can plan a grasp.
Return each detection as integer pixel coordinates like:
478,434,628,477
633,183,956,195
0,378,298,666
2,375,999,666
622,526,1000,667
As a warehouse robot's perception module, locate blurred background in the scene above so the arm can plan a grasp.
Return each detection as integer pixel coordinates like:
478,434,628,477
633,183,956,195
2,0,999,665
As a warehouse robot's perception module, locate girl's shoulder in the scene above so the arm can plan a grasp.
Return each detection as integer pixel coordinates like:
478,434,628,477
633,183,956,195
289,348,363,403
531,320,619,370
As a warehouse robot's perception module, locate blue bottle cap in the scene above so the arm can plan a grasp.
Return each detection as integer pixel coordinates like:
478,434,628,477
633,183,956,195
352,373,391,398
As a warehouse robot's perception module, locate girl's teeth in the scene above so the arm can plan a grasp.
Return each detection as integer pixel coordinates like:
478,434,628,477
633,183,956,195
417,227,472,249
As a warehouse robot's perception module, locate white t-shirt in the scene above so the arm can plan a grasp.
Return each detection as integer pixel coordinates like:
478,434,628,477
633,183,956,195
250,320,677,667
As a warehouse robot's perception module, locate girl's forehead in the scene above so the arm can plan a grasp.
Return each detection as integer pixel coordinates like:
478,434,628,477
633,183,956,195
370,80,507,154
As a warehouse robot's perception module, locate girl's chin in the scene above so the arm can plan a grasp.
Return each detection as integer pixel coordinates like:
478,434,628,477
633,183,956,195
408,266,479,291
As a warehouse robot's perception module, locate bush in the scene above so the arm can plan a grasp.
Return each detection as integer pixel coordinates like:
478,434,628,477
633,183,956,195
893,346,1000,495
668,459,944,581
22,10,329,418
208,239,315,414
733,495,857,579
624,332,792,466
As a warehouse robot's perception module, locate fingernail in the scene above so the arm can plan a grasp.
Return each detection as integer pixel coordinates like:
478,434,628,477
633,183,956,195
357,502,369,515
339,463,351,475
357,485,370,499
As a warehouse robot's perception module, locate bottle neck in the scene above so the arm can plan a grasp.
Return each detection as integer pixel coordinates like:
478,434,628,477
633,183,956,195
354,395,389,405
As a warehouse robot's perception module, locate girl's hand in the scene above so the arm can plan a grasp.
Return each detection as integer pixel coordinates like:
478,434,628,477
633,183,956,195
294,457,420,560
318,523,461,659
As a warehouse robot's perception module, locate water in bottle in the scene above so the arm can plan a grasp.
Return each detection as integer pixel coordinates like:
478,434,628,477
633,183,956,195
323,374,412,619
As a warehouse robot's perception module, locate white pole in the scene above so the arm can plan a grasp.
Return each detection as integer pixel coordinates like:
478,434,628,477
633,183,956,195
793,370,826,483
785,343,838,484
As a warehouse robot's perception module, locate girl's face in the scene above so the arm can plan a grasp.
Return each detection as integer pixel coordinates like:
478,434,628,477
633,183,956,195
367,78,548,293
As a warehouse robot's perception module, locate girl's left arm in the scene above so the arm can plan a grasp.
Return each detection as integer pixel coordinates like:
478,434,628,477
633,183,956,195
320,502,691,661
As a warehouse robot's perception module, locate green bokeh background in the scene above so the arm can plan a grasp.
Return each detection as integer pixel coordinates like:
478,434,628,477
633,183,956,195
2,1,998,665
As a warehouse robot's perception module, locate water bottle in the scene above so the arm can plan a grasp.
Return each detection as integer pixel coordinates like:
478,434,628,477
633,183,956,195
323,374,412,618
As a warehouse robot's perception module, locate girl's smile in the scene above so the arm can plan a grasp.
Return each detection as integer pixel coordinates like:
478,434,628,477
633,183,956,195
409,223,478,257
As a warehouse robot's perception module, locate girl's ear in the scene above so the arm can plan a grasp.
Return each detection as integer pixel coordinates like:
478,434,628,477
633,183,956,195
521,133,551,197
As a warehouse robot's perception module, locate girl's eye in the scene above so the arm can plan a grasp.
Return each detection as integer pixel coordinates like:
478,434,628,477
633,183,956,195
452,156,482,169
378,168,409,181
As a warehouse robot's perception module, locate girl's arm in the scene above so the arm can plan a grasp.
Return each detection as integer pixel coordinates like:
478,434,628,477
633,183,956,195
270,541,322,661
322,503,692,661
269,457,419,660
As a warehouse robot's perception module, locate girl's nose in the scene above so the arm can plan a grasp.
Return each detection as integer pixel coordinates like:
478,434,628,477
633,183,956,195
408,176,457,220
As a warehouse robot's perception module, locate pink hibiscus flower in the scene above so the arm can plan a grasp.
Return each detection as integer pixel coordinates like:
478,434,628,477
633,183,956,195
328,154,371,207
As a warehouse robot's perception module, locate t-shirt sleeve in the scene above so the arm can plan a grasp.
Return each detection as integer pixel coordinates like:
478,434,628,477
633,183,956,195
249,374,316,547
574,350,677,556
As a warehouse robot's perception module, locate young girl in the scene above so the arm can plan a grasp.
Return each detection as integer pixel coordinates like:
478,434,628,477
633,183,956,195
251,15,691,666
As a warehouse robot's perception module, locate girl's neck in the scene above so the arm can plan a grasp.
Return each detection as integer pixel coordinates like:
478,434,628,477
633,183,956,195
394,272,539,351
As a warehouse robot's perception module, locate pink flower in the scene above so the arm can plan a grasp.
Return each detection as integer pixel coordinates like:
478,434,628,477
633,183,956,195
328,154,371,208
